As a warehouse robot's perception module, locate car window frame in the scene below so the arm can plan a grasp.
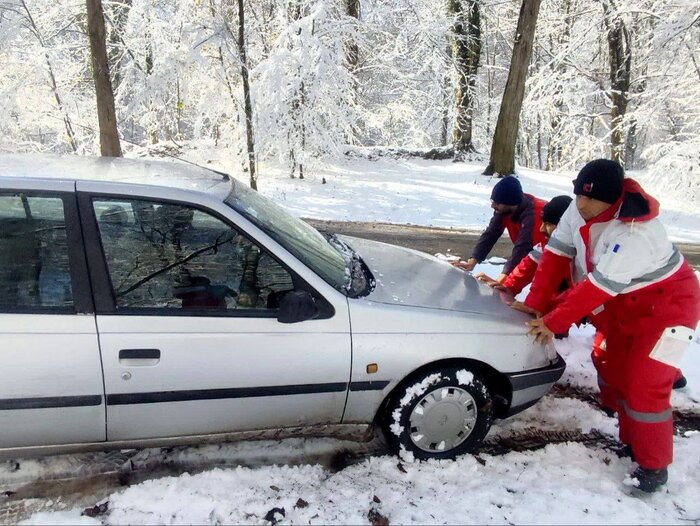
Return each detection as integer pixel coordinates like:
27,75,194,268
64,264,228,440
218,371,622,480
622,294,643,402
77,191,335,319
0,188,94,315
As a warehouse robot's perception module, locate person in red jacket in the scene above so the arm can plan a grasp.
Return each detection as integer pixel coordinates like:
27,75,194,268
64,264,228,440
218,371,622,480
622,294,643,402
522,159,700,493
452,176,547,283
476,195,573,295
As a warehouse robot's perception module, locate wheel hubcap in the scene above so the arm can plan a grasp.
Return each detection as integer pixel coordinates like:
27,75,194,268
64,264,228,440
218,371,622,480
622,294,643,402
408,386,478,452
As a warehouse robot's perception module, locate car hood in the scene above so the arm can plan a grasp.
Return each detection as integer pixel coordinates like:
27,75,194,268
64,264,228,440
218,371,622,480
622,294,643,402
342,235,526,323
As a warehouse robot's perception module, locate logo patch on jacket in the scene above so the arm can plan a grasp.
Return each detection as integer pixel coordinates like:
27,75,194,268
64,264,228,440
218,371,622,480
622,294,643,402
583,182,594,193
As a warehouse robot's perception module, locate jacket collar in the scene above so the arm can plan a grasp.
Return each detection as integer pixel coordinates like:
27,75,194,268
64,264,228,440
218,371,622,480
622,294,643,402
586,178,660,225
510,193,534,222
616,178,660,222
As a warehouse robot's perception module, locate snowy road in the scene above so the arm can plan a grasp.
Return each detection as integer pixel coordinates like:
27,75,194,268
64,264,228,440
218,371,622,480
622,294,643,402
305,219,700,269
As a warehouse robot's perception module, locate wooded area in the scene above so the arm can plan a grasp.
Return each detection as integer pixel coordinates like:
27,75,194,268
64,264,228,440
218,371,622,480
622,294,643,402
1,0,698,186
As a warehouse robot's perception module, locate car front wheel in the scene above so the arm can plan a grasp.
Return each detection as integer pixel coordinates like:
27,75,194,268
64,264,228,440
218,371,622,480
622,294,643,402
385,368,493,460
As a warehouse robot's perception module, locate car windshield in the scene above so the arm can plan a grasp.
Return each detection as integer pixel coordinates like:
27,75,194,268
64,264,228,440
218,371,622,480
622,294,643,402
225,179,371,296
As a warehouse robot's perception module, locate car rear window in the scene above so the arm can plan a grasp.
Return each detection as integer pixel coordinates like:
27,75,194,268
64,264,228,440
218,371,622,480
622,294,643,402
0,193,74,311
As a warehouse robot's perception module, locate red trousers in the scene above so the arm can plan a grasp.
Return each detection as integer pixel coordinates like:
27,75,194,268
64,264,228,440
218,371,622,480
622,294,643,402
591,329,686,469
591,331,619,413
592,331,684,414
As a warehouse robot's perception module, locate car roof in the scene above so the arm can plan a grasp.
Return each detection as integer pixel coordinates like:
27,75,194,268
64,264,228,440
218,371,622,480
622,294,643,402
0,153,232,199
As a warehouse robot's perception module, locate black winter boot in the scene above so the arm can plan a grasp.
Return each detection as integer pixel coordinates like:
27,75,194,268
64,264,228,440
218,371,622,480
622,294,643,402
630,466,668,493
673,375,687,390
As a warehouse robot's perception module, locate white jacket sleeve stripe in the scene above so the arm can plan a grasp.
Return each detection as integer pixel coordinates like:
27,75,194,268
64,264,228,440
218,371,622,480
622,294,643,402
547,236,576,258
622,249,684,293
590,270,627,295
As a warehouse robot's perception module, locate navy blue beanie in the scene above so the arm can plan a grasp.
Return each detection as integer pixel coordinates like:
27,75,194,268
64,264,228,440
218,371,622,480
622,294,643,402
541,195,572,224
491,176,524,206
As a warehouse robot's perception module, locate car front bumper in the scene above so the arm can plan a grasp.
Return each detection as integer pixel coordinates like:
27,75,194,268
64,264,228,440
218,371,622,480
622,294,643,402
504,354,566,417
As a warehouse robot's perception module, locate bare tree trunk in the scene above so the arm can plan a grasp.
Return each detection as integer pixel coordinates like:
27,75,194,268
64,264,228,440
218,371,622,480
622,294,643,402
287,0,306,179
441,46,451,148
87,0,122,157
449,0,481,159
237,0,257,190
625,61,644,169
601,0,631,165
345,0,360,71
483,0,541,176
485,28,494,139
106,0,132,89
536,114,543,169
624,14,649,169
20,0,78,152
545,0,571,172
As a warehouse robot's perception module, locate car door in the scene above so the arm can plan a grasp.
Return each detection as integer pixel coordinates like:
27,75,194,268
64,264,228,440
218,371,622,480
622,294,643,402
77,185,352,442
0,180,106,448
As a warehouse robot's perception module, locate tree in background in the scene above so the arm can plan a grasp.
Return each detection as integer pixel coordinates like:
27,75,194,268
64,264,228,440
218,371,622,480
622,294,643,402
0,0,699,194
106,0,132,89
483,0,541,176
448,0,481,159
345,0,360,72
3,0,80,152
235,0,257,190
255,1,358,175
600,0,630,165
86,0,122,157
357,0,450,147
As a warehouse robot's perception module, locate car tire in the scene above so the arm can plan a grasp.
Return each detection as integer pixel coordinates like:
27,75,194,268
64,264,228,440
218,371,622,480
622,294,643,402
384,368,493,460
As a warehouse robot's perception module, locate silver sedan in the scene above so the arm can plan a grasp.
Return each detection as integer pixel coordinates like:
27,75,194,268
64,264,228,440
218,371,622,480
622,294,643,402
0,154,564,460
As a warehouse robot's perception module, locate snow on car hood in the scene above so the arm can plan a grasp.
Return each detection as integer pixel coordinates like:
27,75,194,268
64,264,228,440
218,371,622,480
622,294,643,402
341,235,524,321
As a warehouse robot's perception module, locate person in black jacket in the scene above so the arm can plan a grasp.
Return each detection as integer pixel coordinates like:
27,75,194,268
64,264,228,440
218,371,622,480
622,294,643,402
452,176,548,283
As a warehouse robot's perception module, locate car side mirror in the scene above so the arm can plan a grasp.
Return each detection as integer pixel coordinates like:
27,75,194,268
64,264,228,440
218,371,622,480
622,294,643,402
277,290,318,323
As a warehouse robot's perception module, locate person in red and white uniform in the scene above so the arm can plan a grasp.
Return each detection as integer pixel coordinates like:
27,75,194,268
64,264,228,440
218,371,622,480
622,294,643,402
452,176,547,283
476,195,573,297
522,159,700,493
475,195,572,296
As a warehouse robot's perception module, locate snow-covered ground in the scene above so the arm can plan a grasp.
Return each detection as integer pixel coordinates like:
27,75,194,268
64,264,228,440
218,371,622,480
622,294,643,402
14,325,700,525
5,154,700,525
224,155,700,243
8,260,700,526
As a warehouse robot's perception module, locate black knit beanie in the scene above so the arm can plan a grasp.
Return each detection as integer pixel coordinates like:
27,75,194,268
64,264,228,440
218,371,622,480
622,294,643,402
491,176,524,206
573,159,624,204
541,195,573,225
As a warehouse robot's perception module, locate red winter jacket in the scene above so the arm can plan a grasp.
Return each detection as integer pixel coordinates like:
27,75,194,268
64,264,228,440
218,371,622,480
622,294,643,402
525,179,700,335
471,194,547,274
502,241,573,299
502,242,542,295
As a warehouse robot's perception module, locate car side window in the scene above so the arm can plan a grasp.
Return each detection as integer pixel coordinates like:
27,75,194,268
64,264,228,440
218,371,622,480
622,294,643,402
0,193,73,310
92,198,295,313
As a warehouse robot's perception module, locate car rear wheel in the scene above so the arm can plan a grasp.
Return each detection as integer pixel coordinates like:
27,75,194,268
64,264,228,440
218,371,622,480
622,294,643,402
384,368,493,460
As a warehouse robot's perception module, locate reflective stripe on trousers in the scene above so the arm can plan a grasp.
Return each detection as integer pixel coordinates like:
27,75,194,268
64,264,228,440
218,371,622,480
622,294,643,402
621,401,672,424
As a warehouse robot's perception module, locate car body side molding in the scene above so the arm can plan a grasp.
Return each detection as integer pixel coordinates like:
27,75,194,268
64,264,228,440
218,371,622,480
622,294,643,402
0,395,103,410
106,381,391,406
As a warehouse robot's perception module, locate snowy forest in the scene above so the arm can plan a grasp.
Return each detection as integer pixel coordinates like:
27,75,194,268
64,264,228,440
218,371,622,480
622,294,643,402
0,0,699,191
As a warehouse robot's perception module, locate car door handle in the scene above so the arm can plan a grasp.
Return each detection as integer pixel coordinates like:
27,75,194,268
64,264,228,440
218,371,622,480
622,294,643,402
119,349,160,366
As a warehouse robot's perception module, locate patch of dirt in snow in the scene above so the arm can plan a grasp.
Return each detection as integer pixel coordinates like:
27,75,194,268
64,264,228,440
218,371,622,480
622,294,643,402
550,383,700,437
